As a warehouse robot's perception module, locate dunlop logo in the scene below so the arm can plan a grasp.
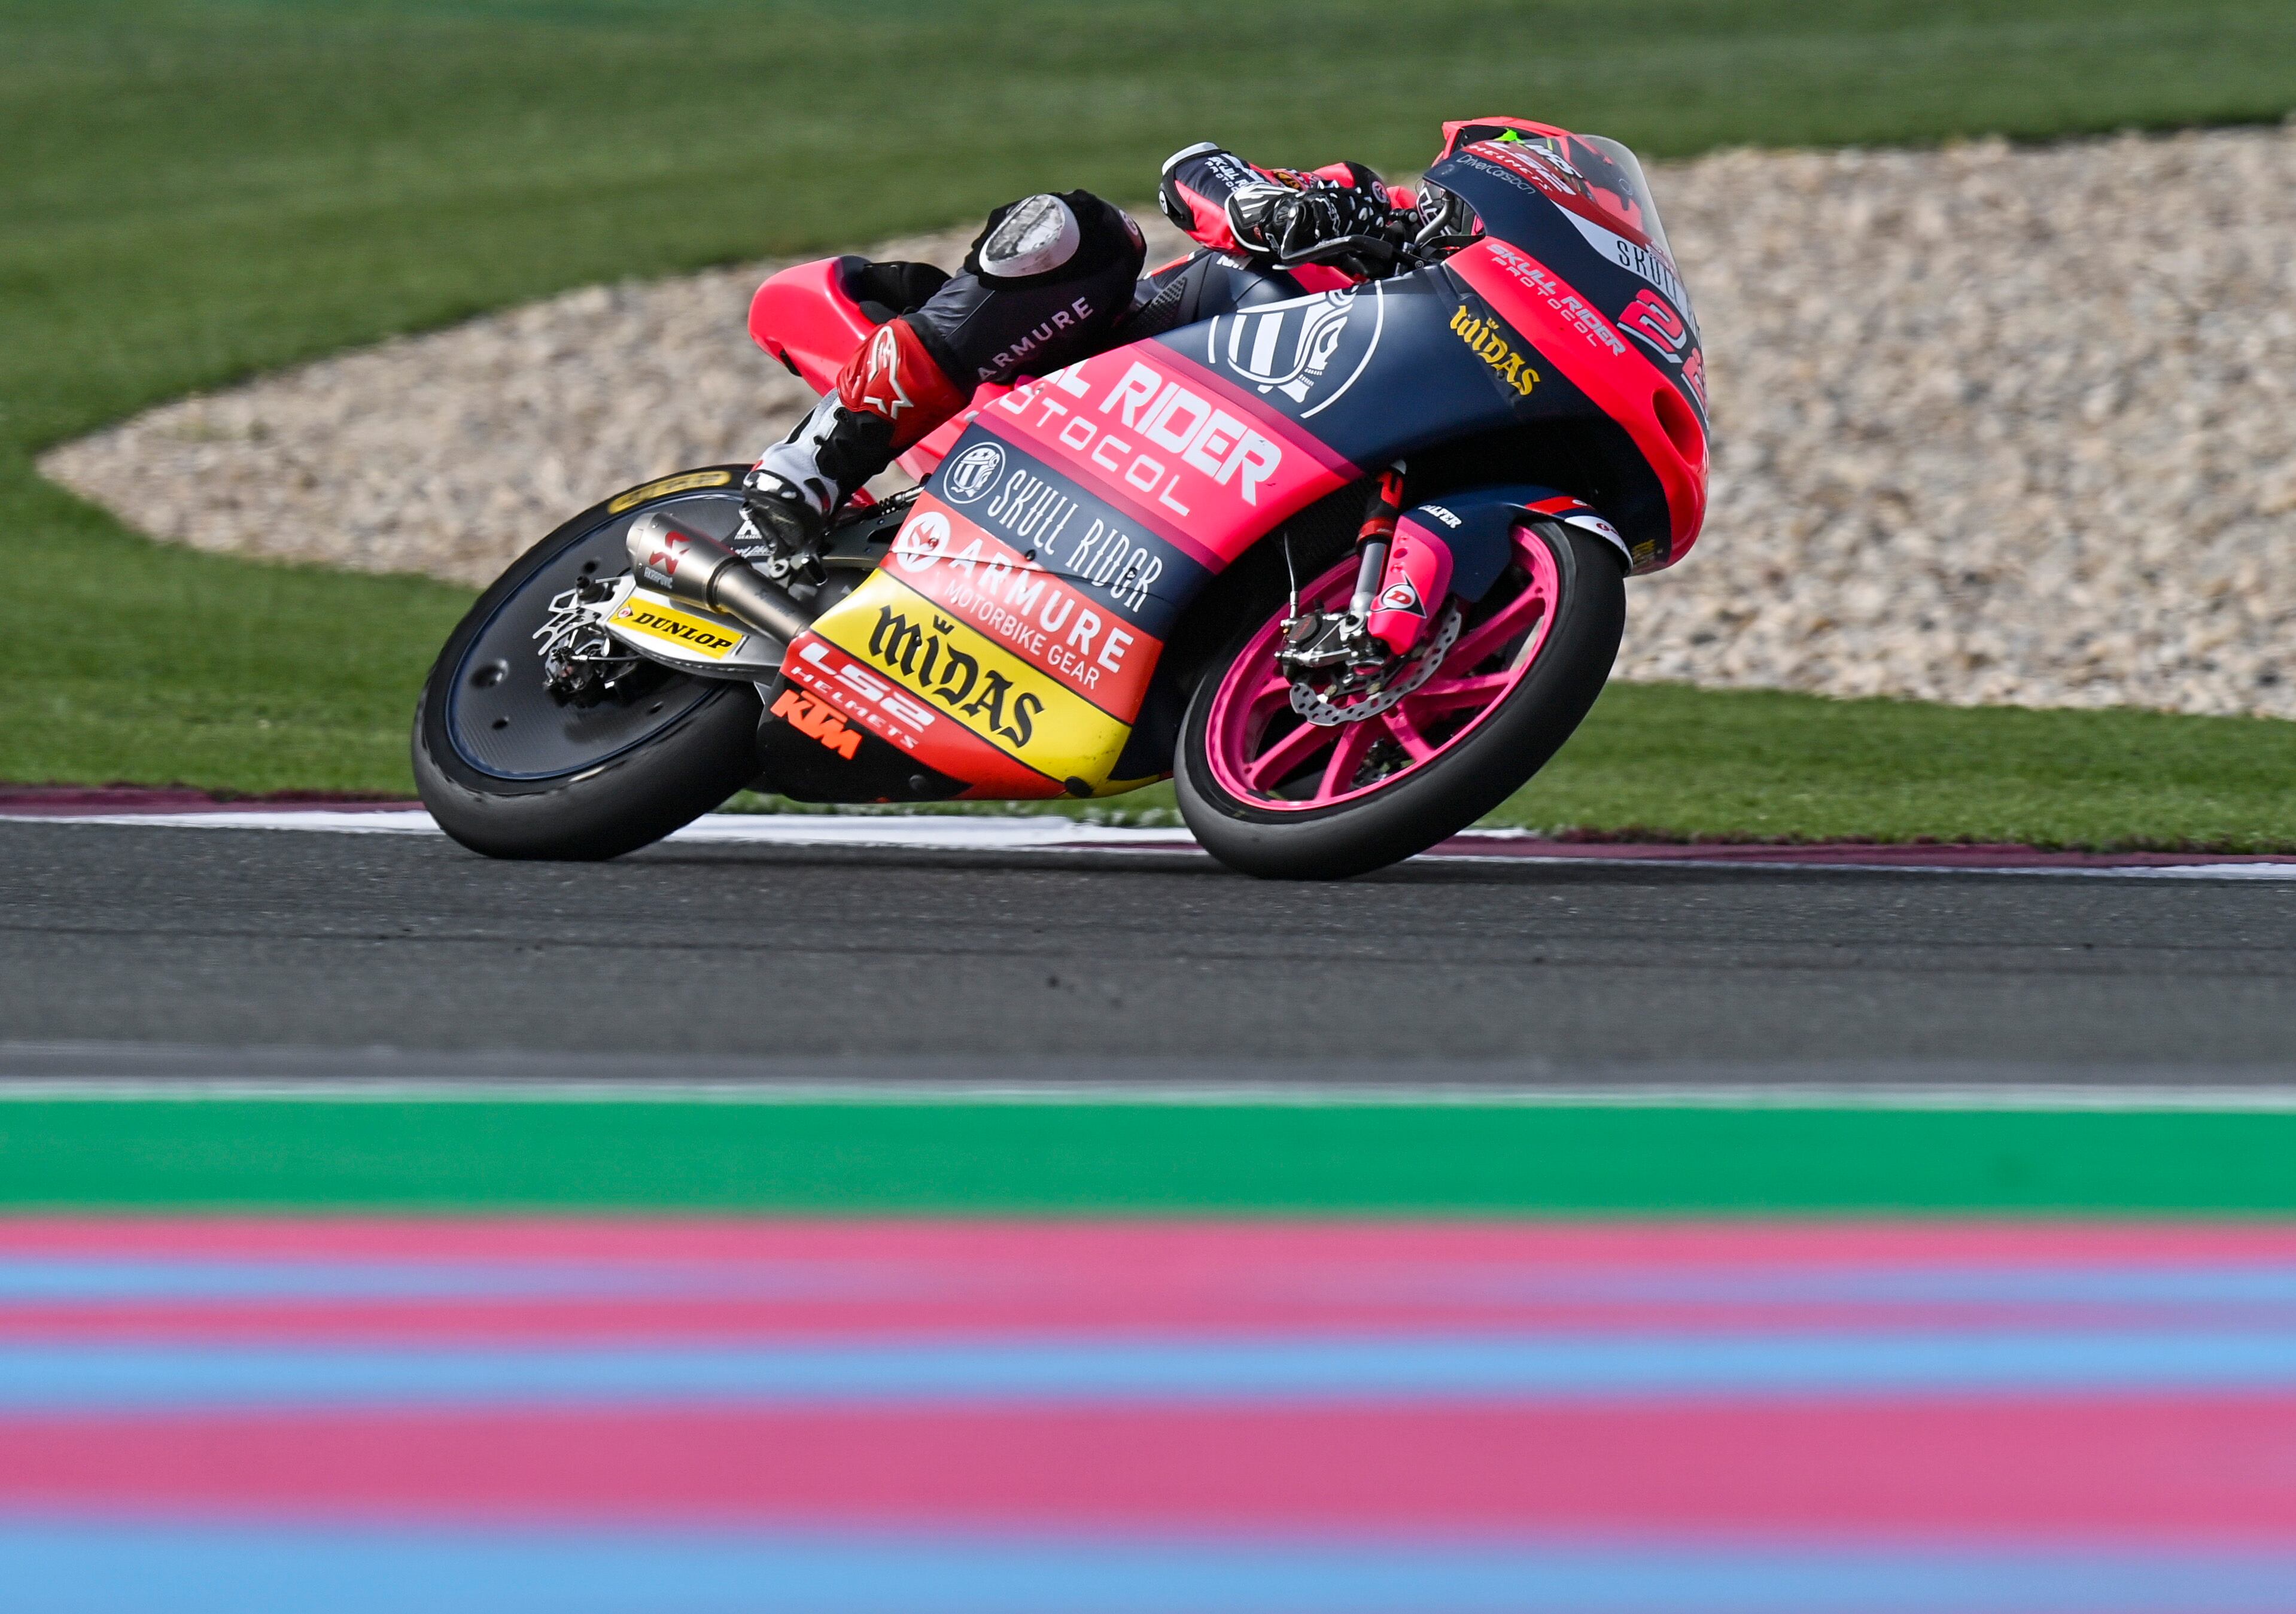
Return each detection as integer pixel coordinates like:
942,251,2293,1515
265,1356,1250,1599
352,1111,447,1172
612,601,741,657
1449,306,1540,398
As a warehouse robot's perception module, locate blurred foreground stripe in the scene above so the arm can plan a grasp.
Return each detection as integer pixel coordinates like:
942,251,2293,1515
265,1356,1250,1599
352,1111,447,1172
1,1220,2295,1611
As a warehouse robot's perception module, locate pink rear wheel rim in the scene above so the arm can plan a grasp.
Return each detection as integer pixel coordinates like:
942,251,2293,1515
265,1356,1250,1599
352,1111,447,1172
1202,525,1564,812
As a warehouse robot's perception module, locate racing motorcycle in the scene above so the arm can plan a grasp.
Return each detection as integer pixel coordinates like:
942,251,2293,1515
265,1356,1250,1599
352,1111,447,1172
412,125,1708,879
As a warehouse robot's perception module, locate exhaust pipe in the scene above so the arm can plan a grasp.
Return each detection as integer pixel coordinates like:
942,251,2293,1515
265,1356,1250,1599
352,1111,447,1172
625,511,813,647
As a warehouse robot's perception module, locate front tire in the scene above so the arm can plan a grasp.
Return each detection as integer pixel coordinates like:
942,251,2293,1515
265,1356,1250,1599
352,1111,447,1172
1175,521,1625,879
412,470,765,860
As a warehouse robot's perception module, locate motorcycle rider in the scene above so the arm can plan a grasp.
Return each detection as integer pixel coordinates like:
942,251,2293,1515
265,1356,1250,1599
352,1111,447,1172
739,141,1413,556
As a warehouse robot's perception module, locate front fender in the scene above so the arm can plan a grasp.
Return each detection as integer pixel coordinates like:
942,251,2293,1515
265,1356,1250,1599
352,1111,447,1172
1400,484,1632,599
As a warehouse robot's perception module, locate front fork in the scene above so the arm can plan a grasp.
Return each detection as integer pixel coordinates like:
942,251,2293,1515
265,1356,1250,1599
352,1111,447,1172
1349,464,1409,622
1280,464,1454,677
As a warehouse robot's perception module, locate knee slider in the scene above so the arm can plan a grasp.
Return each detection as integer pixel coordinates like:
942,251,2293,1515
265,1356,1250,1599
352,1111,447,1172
968,190,1146,287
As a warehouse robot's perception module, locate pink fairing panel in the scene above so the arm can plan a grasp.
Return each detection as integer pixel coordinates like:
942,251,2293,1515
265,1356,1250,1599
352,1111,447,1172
897,410,984,482
747,261,874,397
748,258,993,482
975,345,1360,574
1449,241,1709,562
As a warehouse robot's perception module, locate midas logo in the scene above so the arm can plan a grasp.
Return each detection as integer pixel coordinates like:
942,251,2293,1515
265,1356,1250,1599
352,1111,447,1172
868,602,1044,749
611,599,741,657
811,574,1133,782
1448,306,1540,398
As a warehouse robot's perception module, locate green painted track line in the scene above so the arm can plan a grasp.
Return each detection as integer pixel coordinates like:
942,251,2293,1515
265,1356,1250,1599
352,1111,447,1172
2,1102,2292,1213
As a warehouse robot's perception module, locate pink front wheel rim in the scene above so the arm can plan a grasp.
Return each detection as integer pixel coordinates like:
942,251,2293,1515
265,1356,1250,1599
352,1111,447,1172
1202,525,1564,812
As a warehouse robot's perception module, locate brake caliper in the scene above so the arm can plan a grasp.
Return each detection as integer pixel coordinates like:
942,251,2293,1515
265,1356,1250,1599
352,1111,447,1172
534,578,642,706
1281,601,1461,727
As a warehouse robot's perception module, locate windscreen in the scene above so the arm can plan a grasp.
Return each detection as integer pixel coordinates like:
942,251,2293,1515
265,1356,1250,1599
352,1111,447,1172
1434,125,1694,335
1561,135,1671,259
1453,127,1672,259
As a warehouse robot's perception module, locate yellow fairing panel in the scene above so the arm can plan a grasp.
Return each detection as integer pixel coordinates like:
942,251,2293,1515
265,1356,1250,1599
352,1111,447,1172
808,572,1136,792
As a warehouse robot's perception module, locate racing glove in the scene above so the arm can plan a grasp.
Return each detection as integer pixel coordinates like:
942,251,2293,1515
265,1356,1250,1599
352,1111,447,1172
1224,163,1400,274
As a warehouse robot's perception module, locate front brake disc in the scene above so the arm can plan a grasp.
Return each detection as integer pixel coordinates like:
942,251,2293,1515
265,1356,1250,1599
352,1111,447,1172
1288,602,1462,726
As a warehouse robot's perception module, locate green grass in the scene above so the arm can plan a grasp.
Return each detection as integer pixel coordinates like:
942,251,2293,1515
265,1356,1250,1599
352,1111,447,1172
5,1098,2295,1213
740,681,2296,850
9,0,2296,818
1493,683,2296,849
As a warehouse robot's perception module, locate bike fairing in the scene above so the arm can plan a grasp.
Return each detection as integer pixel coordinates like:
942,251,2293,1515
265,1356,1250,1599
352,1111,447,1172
798,123,1698,790
783,142,1702,794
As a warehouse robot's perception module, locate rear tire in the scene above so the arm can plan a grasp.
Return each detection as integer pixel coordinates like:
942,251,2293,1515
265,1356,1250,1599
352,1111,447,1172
1174,523,1625,879
412,470,765,861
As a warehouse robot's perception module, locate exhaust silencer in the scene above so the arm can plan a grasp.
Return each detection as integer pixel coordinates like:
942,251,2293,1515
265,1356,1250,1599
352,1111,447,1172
625,511,813,647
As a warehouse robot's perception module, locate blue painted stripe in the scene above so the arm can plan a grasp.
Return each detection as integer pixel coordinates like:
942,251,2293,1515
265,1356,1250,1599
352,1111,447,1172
4,1520,2295,1613
7,1329,2296,1411
1391,1266,2296,1310
0,1257,901,1304
20,1256,2296,1313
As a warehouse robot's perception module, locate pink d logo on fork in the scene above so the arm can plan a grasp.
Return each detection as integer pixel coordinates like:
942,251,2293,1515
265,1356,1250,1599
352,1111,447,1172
1367,523,1456,656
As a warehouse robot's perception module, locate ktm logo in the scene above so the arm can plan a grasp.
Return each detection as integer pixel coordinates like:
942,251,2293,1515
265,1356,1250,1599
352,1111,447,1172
868,604,1044,748
1448,306,1540,398
770,687,861,760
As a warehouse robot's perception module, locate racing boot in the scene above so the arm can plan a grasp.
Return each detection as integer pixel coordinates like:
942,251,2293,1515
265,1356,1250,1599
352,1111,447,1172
742,318,968,569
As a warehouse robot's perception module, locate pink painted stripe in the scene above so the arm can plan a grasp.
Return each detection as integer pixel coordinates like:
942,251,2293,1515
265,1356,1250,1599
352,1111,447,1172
7,1397,2296,1536
13,1218,2296,1264
1147,344,1362,483
17,1221,2296,1342
2,1296,2224,1345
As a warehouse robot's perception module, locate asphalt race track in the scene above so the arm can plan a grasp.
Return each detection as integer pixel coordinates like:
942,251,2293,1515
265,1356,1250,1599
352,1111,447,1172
2,818,2293,1088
